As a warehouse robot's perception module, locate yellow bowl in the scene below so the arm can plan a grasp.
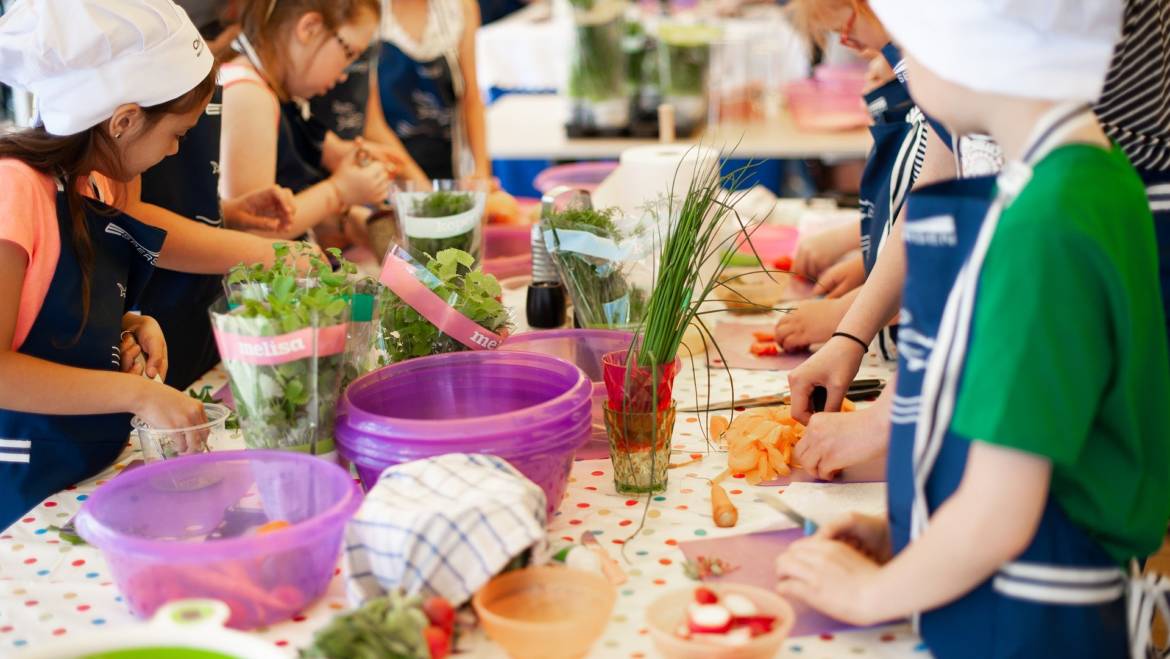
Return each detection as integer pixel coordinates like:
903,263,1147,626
647,583,796,659
473,566,616,659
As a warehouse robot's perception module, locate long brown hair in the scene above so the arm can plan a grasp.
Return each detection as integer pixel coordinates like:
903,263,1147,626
0,68,217,344
239,0,380,101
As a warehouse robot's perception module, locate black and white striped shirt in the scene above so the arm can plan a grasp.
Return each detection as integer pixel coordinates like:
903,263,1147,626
1096,0,1170,172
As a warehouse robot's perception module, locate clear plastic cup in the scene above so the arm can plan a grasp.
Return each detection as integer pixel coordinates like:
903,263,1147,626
131,403,230,463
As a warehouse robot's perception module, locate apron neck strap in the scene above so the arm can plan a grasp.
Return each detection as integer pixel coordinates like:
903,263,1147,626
998,102,1095,200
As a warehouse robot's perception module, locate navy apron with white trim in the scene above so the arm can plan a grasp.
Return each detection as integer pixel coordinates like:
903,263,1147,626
137,86,225,390
1137,167,1170,354
0,191,166,528
888,105,1128,658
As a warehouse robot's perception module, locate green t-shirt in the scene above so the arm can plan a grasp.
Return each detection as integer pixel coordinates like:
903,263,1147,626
952,144,1170,565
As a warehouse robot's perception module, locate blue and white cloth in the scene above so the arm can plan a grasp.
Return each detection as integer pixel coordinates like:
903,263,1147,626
344,454,548,607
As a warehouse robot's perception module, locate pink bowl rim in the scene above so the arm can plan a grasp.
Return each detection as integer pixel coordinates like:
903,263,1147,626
75,449,362,559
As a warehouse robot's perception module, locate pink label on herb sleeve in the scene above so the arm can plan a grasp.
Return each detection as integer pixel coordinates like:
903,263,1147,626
214,324,348,365
379,252,504,351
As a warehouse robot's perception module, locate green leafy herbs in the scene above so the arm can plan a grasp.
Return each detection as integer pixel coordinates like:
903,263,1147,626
187,385,239,430
214,243,356,453
404,192,481,263
568,0,627,104
544,206,648,329
378,248,511,364
411,191,474,218
300,591,431,659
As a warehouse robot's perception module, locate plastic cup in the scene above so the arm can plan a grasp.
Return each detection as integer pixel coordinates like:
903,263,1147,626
131,403,230,463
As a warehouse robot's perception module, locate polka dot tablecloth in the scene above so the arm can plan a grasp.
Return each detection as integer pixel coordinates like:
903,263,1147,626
0,337,928,658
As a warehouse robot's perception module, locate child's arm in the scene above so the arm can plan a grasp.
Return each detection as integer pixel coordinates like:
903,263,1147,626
0,241,206,430
124,176,288,273
776,441,1050,625
459,0,491,180
220,79,386,239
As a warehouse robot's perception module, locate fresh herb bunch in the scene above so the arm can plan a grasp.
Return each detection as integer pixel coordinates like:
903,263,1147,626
300,591,431,659
215,243,355,453
411,190,474,218
187,385,240,430
568,0,627,104
378,248,510,363
658,26,715,98
545,205,649,329
403,191,481,262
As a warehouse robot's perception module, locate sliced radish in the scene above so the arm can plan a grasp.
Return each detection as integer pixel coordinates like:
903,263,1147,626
732,615,777,637
674,623,692,640
723,627,753,646
693,587,719,605
687,603,733,634
722,593,757,617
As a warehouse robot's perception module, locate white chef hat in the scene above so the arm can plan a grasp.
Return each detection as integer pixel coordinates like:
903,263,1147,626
869,0,1123,103
0,0,214,136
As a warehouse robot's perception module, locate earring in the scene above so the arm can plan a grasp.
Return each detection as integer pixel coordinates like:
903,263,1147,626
114,133,123,139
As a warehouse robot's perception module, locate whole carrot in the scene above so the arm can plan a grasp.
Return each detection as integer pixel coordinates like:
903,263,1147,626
710,481,738,528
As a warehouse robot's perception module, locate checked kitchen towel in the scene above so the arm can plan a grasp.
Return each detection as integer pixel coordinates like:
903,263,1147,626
344,453,549,606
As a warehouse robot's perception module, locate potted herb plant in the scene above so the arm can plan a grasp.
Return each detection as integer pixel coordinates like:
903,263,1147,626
393,180,488,265
567,0,629,133
212,243,354,458
377,247,511,364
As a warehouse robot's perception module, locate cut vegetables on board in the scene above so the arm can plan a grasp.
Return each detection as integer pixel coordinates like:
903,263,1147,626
725,403,855,484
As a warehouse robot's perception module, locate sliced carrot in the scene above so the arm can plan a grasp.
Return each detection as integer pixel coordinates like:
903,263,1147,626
711,482,738,528
709,415,730,441
750,341,780,357
841,399,857,412
257,520,291,535
752,331,775,342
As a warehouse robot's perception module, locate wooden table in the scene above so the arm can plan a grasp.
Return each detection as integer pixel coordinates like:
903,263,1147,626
487,95,873,161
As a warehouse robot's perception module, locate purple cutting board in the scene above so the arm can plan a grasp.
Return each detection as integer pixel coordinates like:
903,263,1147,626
759,456,887,486
708,322,809,371
680,528,875,637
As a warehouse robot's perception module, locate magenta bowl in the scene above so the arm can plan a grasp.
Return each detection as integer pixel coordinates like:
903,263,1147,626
75,450,360,630
499,329,634,460
335,351,592,516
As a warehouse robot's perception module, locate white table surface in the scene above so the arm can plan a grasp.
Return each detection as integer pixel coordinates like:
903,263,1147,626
488,95,872,161
0,287,924,659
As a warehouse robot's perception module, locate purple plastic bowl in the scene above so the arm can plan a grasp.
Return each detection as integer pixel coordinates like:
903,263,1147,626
75,450,361,630
499,329,634,460
335,351,593,515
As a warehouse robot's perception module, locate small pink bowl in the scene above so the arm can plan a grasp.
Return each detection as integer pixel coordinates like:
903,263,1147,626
647,583,797,659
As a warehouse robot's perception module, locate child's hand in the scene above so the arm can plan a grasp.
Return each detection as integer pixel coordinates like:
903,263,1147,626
773,296,851,353
775,536,882,626
119,331,145,376
787,331,869,424
793,225,859,279
223,185,296,233
332,151,391,207
813,512,892,564
121,314,168,380
812,255,866,298
134,383,209,452
795,405,889,480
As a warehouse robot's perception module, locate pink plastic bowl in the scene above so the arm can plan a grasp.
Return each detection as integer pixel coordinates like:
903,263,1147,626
75,450,361,630
785,79,869,132
499,329,634,460
335,351,592,516
533,161,619,195
483,224,533,279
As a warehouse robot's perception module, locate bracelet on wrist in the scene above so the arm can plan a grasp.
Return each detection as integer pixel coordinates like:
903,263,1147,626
831,331,870,352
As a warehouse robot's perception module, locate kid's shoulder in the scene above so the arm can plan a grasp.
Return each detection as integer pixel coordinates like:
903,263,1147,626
0,159,56,203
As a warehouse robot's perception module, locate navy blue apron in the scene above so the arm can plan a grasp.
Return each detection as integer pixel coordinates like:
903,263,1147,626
137,87,225,390
888,105,1129,658
309,47,377,141
1138,168,1170,354
376,40,456,180
0,189,166,528
882,43,953,154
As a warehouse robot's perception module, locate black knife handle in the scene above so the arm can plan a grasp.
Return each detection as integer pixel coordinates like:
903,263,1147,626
811,386,828,413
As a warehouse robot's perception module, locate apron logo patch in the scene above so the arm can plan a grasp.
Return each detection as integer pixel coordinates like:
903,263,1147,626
904,214,957,247
104,224,160,264
897,326,935,373
116,282,126,299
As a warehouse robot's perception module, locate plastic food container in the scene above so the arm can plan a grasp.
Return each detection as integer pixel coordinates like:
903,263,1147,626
335,351,592,516
533,161,619,195
647,584,796,659
75,451,361,630
499,329,633,460
472,566,616,659
132,403,230,463
13,600,285,659
784,79,869,132
483,224,533,279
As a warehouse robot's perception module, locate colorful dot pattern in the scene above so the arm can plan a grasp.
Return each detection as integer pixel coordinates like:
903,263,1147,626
0,352,917,656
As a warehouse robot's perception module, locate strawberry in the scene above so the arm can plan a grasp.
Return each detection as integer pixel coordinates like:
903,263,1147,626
424,625,451,659
693,587,719,605
423,596,456,636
